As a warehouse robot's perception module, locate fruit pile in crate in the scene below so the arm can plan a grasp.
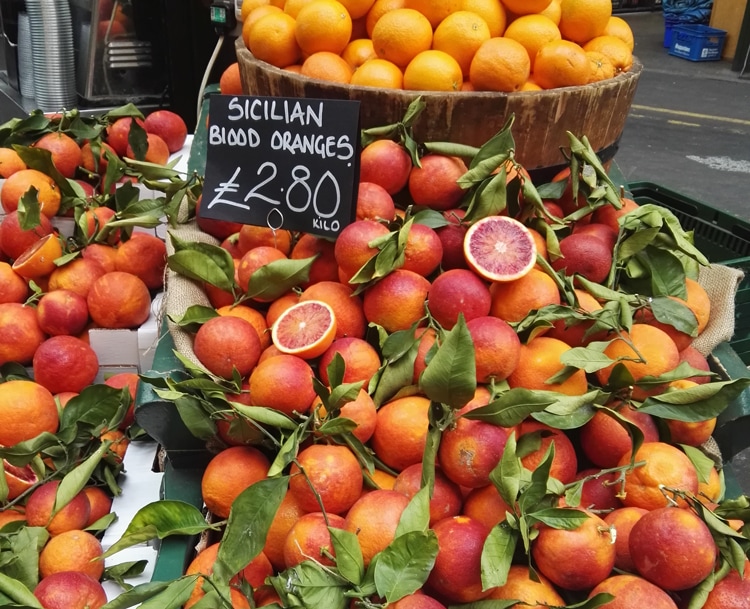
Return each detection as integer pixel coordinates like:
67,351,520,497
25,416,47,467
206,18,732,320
96,99,750,609
0,104,201,607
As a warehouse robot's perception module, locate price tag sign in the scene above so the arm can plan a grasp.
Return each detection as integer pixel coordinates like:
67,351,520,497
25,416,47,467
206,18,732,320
199,95,361,237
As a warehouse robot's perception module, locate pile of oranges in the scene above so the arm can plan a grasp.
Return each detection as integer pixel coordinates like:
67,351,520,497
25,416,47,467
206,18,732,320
235,0,635,92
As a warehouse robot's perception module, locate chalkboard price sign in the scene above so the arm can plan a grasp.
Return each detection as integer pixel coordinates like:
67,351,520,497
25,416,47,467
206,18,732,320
199,95,361,238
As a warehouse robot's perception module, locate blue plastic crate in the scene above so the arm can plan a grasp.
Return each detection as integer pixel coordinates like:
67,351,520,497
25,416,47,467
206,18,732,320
668,24,727,61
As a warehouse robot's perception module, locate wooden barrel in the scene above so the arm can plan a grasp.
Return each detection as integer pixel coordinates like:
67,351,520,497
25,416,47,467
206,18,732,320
235,37,642,176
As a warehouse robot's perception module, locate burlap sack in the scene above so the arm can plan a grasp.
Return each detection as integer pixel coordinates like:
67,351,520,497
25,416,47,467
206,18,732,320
163,197,220,370
692,263,746,357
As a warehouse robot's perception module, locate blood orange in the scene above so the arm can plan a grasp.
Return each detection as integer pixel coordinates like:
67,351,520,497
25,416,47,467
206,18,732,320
270,299,337,360
463,215,537,282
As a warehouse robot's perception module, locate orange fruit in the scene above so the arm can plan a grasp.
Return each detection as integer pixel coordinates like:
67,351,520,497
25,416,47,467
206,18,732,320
355,182,396,224
263,490,307,570
11,233,63,279
248,353,317,416
3,461,38,501
462,0,506,36
427,268,491,330
500,0,552,15
185,541,273,607
438,387,509,488
283,0,316,17
403,49,463,91
390,593,447,608
337,0,376,18
426,516,490,603
532,509,616,591
596,323,681,400
0,147,27,178
48,258,107,299
351,57,404,88
81,243,118,273
0,379,58,446
344,489,410,565
237,224,292,256
358,138,412,195
82,486,113,527
579,401,660,468
539,0,562,24
664,381,716,446
629,506,716,591
0,506,26,527
125,132,169,165
81,141,118,175
33,132,83,179
39,529,104,580
283,511,347,567
25,480,91,536
401,222,443,277
364,468,397,490
295,0,352,55
551,231,613,284
461,483,511,530
507,336,588,396
403,0,461,28
362,268,430,332
33,572,107,609
342,37,377,67
241,0,272,21
587,50,615,82
317,335,382,386
464,215,537,282
466,316,521,383
393,463,463,525
200,446,271,519
301,51,354,83
504,14,561,70
290,232,339,286
0,168,61,217
217,303,271,349
365,0,405,37
370,395,430,472
589,574,680,609
245,12,301,68
0,302,46,366
469,36,530,92
545,288,605,348
289,443,364,514
698,466,722,505
432,11,491,77
617,442,699,510
299,280,366,339
0,209,55,261
87,270,152,329
314,387,377,443
32,335,99,395
684,277,711,334
242,6,284,45
702,559,750,609
533,39,590,89
371,8,433,68
0,261,29,303
572,467,623,511
489,267,561,323
603,15,634,50
558,0,611,44
603,506,648,572
408,154,468,212
583,34,633,73
590,195,639,231
515,419,578,483
114,233,166,290
237,245,288,297
487,564,565,606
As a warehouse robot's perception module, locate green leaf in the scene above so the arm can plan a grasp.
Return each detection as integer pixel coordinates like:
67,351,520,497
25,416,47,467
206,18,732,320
462,388,557,428
420,315,476,409
480,523,517,589
268,428,301,477
531,507,589,529
559,345,615,373
234,404,299,431
0,573,42,608
519,443,555,513
329,528,364,585
650,295,697,336
172,304,219,329
126,577,198,609
396,485,431,536
272,560,348,609
102,501,211,558
373,530,438,602
491,433,522,508
214,476,289,583
167,235,236,292
7,525,48,589
681,445,716,485
244,257,314,301
639,378,750,421
54,442,110,515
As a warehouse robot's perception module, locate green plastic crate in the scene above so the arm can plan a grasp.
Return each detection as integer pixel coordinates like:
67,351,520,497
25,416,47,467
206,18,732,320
628,182,750,366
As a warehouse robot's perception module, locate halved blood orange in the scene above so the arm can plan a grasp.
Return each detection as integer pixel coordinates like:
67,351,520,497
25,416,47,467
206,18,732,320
11,233,63,279
271,299,337,360
3,458,38,500
463,215,537,282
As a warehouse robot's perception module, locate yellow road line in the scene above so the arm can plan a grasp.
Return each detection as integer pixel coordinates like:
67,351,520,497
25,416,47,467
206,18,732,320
631,104,750,127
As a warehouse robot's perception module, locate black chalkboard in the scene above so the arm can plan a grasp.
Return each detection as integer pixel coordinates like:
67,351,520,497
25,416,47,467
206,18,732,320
199,95,361,238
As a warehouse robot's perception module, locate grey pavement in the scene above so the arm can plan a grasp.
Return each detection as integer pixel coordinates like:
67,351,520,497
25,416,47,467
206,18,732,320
615,11,750,221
